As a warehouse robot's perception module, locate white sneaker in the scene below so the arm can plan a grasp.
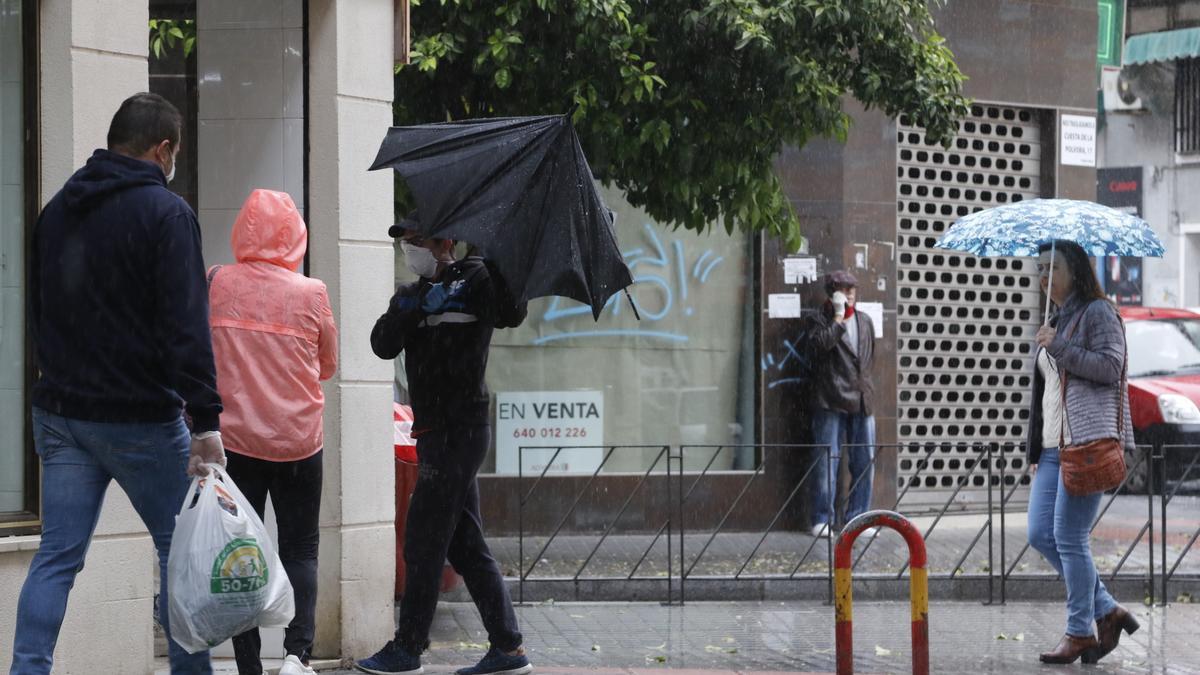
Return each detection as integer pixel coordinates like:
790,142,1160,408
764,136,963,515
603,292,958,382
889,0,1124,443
280,654,316,675
810,523,829,538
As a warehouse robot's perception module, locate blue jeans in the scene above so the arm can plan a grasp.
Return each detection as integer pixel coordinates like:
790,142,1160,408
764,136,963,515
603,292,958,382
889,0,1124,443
11,408,212,675
810,410,876,528
1027,446,1118,637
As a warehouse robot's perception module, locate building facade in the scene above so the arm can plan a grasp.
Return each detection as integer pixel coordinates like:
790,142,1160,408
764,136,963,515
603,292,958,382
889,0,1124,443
762,0,1100,511
1,0,1104,671
0,1,397,671
1098,0,1200,308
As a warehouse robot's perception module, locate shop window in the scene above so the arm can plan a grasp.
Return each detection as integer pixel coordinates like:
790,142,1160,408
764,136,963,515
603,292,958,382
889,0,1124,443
149,1,198,210
1,0,38,533
390,188,760,477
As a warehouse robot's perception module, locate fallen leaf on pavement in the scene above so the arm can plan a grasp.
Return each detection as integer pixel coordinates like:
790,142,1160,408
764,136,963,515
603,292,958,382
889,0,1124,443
996,633,1008,640
1014,633,1025,642
875,645,892,656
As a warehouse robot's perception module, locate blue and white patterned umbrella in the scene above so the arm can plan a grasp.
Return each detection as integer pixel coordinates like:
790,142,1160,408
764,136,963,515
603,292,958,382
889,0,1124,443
935,198,1165,258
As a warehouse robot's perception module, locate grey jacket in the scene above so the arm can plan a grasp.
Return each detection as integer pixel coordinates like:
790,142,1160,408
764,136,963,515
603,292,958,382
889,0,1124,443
1026,294,1136,466
801,302,876,415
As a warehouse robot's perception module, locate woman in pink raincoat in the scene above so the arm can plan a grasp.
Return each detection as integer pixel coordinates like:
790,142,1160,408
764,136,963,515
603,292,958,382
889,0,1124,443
208,189,337,675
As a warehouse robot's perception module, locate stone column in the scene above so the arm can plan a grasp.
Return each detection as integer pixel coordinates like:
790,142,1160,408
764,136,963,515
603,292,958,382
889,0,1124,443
307,0,398,659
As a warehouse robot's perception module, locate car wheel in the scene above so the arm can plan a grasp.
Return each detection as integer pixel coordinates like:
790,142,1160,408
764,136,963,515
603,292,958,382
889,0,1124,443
1123,446,1151,494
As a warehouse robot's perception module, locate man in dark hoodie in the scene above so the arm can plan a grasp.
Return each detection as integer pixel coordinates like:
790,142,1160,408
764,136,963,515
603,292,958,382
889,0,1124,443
357,216,530,675
12,93,223,675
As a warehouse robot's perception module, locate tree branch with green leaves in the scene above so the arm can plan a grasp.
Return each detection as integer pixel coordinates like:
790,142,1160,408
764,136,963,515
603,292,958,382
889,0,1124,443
149,19,196,60
396,0,971,251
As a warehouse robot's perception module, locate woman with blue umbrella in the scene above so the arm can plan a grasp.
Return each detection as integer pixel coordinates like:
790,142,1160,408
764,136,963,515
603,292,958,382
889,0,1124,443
938,199,1162,664
1026,240,1138,664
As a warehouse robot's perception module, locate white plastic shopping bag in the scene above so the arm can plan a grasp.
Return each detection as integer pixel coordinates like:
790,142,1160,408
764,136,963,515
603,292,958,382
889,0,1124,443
167,463,294,653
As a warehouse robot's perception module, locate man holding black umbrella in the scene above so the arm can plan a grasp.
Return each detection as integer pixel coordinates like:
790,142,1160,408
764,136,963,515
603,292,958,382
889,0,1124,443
357,215,531,675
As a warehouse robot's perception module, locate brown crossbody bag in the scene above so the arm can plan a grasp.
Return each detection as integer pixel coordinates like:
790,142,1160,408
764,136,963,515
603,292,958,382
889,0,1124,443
1057,308,1128,496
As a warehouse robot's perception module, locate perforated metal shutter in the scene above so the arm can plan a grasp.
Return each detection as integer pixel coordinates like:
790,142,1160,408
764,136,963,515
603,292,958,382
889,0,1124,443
896,104,1044,506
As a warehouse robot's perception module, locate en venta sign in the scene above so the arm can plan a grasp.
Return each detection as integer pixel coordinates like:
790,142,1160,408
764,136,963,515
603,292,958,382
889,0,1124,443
495,391,604,474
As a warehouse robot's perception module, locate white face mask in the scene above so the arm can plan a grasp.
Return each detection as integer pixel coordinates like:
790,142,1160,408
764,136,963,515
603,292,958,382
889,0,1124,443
402,242,439,278
162,148,178,184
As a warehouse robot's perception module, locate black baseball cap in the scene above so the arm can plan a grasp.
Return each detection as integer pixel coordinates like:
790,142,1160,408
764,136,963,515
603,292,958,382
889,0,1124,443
388,210,419,238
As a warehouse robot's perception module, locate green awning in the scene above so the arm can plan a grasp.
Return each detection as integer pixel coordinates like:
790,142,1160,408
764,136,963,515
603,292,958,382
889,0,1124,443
1124,27,1200,66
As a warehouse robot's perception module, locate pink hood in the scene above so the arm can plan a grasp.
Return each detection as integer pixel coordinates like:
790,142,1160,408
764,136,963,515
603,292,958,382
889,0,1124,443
209,188,336,462
232,189,307,271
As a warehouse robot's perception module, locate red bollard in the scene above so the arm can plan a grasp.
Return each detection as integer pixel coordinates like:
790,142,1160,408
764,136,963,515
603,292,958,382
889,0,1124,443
834,510,929,675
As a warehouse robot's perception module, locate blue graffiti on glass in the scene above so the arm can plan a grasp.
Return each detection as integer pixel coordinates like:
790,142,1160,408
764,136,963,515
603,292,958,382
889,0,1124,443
761,336,811,390
534,223,724,344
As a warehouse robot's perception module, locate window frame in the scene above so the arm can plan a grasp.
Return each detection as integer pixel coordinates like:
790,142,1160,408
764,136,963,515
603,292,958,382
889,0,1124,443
1177,57,1200,156
1,0,41,536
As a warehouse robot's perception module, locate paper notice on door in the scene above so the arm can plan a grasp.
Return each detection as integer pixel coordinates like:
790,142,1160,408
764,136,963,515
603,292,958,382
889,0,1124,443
856,301,884,338
783,257,818,284
768,294,802,319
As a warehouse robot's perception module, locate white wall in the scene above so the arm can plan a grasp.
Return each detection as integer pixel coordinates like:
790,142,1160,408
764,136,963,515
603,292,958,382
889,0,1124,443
3,1,399,671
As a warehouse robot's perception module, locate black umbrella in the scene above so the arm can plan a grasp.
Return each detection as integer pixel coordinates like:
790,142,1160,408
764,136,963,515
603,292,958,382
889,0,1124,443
368,113,634,320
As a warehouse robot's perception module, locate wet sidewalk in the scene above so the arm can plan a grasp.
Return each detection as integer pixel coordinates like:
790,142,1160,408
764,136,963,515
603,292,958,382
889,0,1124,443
325,599,1200,674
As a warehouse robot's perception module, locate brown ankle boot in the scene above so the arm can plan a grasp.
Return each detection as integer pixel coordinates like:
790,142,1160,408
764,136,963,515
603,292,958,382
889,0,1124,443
1039,634,1101,664
1096,605,1140,658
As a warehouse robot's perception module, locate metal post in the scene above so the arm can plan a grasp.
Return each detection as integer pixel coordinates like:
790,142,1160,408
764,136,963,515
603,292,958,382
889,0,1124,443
666,445,673,606
518,445,524,606
1157,444,1168,606
826,444,834,606
1000,447,1009,605
678,452,686,606
986,444,995,605
1148,445,1156,607
835,510,929,675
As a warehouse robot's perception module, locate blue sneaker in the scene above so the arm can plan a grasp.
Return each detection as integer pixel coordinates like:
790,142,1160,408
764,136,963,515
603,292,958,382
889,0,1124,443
455,647,533,675
356,640,423,675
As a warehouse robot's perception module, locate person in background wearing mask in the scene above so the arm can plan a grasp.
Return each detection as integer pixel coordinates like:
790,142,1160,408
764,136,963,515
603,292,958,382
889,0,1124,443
800,270,877,537
15,92,223,674
357,214,530,675
207,190,337,675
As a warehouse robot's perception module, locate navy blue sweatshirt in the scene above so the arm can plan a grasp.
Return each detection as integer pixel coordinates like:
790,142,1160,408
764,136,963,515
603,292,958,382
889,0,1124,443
30,149,222,432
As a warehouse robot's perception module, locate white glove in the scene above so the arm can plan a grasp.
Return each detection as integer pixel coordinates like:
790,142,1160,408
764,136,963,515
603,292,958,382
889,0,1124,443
831,291,848,321
188,431,226,476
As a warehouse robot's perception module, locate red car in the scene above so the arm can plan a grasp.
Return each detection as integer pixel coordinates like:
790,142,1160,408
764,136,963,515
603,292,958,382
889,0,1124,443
1120,306,1200,492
